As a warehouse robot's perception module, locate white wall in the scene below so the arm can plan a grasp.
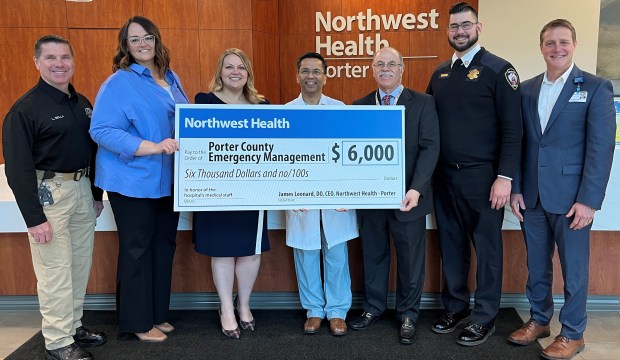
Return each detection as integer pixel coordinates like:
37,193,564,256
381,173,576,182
479,0,601,79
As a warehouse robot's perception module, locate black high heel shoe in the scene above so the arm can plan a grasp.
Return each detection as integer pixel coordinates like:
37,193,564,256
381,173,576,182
219,308,240,339
234,295,256,331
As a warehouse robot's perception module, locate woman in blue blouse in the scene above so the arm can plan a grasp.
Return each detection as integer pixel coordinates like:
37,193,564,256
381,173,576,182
90,16,188,342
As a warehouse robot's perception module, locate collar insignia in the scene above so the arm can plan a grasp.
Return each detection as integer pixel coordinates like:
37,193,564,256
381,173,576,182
467,69,480,80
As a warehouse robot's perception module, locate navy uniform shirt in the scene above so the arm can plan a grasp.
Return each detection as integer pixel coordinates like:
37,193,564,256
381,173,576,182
427,47,522,179
2,78,102,227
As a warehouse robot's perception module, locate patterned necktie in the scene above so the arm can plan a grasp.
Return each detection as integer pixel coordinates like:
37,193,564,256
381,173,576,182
382,94,391,105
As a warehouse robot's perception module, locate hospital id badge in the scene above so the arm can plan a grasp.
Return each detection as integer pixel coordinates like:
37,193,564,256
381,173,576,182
569,91,587,102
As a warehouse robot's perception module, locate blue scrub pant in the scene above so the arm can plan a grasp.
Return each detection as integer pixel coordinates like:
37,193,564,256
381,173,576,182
293,232,351,320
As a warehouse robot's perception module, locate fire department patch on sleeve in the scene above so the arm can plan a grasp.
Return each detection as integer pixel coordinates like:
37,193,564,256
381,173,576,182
505,68,519,90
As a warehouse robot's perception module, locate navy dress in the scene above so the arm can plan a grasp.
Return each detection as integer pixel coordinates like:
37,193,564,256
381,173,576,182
192,92,270,257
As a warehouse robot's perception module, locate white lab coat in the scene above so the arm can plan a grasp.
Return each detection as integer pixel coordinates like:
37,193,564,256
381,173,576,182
285,209,359,250
284,94,359,250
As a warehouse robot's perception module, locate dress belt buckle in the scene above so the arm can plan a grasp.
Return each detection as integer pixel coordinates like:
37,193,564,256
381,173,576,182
73,168,86,181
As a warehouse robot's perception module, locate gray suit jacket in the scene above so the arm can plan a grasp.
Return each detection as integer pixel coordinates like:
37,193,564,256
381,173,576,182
515,65,616,213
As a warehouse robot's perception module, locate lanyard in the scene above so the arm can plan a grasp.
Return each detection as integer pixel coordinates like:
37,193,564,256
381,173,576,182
375,85,404,105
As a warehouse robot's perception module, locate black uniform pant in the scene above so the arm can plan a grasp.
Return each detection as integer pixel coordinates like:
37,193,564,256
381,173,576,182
108,192,179,333
358,209,427,322
433,163,504,327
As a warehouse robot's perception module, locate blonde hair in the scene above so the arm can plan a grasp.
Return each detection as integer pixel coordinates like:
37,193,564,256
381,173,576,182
209,48,264,104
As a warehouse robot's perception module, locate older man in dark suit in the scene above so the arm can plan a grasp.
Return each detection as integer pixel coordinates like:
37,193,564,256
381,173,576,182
508,19,615,360
348,46,439,345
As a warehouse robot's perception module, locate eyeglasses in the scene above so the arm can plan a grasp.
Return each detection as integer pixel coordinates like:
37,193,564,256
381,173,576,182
127,35,156,47
448,21,478,32
299,69,324,76
373,61,402,69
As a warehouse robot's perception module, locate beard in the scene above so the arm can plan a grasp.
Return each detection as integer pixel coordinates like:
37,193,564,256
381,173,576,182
448,31,479,52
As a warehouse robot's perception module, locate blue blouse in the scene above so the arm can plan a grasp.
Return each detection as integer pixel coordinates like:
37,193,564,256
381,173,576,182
90,63,188,198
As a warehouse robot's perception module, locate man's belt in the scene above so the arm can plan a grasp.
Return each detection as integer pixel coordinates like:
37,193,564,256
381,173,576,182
36,168,90,181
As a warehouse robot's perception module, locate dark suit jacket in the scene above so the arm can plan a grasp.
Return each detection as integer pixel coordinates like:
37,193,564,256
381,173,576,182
354,87,440,221
515,65,616,213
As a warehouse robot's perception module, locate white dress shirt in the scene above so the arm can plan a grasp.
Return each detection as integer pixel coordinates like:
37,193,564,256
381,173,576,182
538,63,574,134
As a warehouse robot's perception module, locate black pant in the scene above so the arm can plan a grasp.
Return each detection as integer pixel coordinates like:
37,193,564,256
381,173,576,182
108,192,179,333
433,163,504,326
358,209,427,321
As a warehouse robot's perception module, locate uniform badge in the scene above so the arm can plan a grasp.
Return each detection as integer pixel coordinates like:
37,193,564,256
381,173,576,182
464,66,482,81
85,108,93,118
439,73,450,79
505,68,519,90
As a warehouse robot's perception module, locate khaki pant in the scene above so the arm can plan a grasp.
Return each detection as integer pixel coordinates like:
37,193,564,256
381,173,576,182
28,176,95,350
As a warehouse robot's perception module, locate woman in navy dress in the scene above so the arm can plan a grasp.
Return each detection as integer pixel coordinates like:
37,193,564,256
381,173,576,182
193,48,269,339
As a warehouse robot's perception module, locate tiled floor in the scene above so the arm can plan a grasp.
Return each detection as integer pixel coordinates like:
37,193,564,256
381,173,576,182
0,310,618,359
0,310,43,359
516,310,620,360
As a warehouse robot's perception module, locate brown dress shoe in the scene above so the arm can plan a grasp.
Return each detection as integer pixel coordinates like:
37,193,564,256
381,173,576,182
507,318,550,345
303,317,322,334
135,327,167,342
329,318,348,336
541,335,585,360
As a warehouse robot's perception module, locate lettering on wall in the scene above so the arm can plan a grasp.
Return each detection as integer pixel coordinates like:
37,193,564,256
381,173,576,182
315,9,440,78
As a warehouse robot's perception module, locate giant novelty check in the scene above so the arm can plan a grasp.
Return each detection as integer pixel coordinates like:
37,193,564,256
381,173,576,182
174,105,405,211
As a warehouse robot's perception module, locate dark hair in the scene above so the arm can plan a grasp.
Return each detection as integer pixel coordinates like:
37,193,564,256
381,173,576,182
209,48,264,104
540,19,577,44
296,52,327,73
34,35,73,58
112,16,170,79
449,2,478,21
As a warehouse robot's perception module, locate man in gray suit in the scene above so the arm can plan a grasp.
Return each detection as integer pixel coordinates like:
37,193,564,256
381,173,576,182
508,19,615,360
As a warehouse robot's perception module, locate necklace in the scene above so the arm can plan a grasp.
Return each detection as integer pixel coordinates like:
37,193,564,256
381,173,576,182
302,95,321,105
218,91,247,104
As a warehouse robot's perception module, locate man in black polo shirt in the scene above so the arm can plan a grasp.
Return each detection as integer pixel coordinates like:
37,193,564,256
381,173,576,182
426,2,522,346
3,35,106,360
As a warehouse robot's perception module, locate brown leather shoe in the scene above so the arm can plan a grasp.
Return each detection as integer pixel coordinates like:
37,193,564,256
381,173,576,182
135,327,167,342
507,318,550,345
329,318,348,336
541,335,585,360
304,317,322,334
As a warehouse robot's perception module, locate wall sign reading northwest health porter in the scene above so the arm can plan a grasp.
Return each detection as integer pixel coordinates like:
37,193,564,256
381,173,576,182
315,8,441,78
174,105,405,212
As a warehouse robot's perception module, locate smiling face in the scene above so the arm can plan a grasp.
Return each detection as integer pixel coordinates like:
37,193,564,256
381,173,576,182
447,11,481,54
34,42,74,93
220,54,248,91
296,58,326,97
540,26,576,76
127,22,155,67
372,47,403,94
